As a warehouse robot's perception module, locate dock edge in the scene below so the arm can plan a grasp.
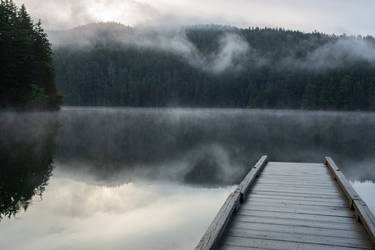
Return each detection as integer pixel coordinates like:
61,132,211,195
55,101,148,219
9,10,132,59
325,156,375,244
195,155,268,250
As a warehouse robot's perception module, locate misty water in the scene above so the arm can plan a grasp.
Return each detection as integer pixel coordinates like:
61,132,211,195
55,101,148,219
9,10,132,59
1,107,375,250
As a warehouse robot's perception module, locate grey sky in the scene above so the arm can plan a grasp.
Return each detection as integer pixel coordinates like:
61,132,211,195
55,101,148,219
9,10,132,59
14,0,375,35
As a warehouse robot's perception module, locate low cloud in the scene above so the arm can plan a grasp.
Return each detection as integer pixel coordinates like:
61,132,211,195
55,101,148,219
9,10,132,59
49,25,252,73
14,0,375,35
283,37,375,70
49,24,375,73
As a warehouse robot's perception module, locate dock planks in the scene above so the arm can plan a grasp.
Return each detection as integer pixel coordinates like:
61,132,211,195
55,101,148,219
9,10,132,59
196,156,375,250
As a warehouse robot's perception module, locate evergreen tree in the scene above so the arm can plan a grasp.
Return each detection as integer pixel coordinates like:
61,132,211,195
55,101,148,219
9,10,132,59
52,23,375,110
0,0,61,109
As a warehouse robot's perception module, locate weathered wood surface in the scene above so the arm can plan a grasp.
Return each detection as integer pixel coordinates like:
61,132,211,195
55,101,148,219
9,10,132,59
195,156,268,250
196,157,375,250
326,157,375,244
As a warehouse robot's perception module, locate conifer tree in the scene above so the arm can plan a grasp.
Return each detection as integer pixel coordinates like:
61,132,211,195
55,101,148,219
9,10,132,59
0,0,61,109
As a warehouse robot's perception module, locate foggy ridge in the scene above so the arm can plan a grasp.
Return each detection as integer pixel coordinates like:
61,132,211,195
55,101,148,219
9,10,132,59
51,23,375,110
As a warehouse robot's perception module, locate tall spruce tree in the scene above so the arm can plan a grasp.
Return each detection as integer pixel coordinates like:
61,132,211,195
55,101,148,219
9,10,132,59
0,0,61,109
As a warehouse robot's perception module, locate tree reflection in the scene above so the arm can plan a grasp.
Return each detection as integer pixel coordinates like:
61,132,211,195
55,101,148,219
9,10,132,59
0,113,58,219
56,109,375,185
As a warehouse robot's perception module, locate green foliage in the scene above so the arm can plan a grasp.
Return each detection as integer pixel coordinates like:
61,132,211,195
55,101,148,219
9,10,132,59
53,24,375,110
30,84,48,106
0,0,61,109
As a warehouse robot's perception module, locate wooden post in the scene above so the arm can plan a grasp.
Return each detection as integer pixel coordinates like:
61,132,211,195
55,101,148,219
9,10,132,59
325,157,375,244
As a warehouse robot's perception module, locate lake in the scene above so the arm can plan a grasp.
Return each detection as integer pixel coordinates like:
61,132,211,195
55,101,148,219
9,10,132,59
0,107,374,250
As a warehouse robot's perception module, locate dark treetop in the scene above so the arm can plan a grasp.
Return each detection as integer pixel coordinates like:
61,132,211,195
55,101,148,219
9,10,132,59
0,0,61,109
52,23,375,110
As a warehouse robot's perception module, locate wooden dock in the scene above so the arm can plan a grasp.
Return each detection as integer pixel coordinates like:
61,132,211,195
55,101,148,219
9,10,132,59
196,156,375,250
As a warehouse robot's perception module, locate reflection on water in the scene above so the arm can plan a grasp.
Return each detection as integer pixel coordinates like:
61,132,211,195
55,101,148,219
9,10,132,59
0,113,58,220
351,181,375,215
0,108,375,250
0,171,232,250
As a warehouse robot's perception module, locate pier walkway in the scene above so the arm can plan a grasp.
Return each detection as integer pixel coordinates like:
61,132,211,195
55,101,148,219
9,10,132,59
196,156,375,250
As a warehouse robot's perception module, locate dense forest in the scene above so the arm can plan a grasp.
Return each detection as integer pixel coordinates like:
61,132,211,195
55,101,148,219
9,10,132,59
51,23,375,110
0,0,61,109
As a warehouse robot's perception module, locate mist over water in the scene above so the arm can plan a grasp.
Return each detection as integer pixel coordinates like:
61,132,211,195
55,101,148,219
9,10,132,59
1,107,375,250
56,107,375,183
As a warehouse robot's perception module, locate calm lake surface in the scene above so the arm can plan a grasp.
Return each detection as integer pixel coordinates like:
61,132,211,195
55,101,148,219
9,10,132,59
1,107,375,250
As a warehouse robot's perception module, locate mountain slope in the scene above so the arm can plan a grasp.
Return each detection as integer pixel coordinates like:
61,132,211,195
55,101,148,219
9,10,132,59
51,23,375,110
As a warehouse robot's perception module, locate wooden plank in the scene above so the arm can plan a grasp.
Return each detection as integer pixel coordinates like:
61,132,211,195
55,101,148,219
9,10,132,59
254,183,339,192
234,215,365,231
325,157,375,244
195,190,241,250
259,172,332,178
245,194,347,207
252,186,340,195
237,209,356,224
325,157,360,207
255,180,337,187
261,172,331,178
220,246,261,250
243,198,349,210
227,228,373,249
263,166,328,171
256,176,333,182
262,167,330,173
250,191,344,201
256,175,333,182
256,180,337,189
251,188,343,198
222,236,362,250
353,199,375,245
241,203,355,218
263,168,329,174
232,221,367,240
260,173,331,179
264,167,327,172
251,192,347,207
241,204,355,218
238,155,268,202
267,162,325,168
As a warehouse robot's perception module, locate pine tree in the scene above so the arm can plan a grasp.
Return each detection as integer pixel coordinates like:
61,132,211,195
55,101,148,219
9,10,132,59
0,0,61,109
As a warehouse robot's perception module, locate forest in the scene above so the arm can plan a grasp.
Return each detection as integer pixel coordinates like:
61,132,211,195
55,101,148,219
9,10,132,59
52,23,375,110
0,0,61,109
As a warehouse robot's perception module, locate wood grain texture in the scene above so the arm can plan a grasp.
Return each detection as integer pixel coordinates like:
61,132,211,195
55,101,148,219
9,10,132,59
238,155,268,202
326,157,375,244
195,190,241,250
196,158,375,250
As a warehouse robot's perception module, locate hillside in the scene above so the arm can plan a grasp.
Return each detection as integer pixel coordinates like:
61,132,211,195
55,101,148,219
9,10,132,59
51,23,375,110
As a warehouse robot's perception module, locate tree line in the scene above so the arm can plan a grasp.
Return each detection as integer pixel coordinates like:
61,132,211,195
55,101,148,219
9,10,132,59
53,24,375,110
0,0,61,109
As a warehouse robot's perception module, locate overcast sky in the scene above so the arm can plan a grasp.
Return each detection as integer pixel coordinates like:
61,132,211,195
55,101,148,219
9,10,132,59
14,0,375,35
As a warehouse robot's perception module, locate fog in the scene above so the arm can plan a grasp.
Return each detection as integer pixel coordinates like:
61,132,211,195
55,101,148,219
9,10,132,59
284,37,375,70
54,108,375,183
3,107,375,186
48,24,375,73
48,24,251,73
14,0,375,36
1,108,375,249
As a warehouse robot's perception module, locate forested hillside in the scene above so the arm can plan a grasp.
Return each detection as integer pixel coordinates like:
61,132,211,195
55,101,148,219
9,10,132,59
0,0,61,109
52,23,375,110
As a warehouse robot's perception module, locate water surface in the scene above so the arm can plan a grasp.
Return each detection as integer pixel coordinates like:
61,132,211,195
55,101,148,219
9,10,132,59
1,108,374,250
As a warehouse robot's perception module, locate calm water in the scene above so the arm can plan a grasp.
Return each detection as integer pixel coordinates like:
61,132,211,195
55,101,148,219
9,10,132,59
0,107,374,250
